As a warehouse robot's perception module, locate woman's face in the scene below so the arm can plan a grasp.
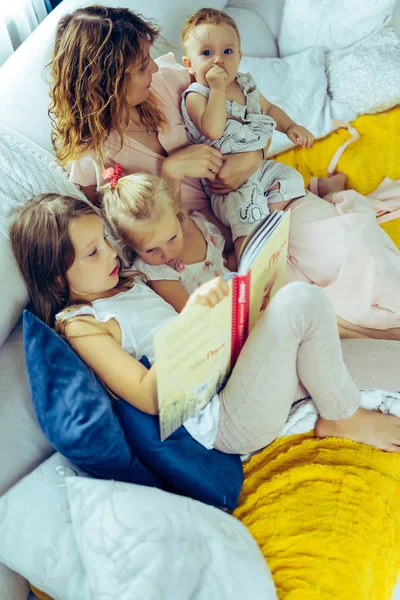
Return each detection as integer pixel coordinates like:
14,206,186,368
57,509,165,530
126,42,159,107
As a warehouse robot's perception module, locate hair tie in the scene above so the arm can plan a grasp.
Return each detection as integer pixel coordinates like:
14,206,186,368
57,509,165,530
102,163,123,188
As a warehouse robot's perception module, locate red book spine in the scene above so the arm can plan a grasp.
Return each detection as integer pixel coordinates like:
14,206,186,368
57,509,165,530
230,272,251,368
230,277,239,368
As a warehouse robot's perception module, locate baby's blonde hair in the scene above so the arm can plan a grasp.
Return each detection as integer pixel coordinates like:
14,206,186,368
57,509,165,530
181,7,241,53
101,173,186,257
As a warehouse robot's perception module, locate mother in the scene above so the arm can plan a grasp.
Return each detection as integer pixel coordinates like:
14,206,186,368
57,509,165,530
49,5,400,340
49,5,255,243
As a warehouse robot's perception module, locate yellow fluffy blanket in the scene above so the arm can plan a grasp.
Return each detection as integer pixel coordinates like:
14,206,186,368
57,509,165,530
234,106,400,599
276,105,400,249
235,433,400,600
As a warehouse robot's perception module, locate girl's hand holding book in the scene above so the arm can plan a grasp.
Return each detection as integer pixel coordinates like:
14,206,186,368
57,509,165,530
182,277,229,313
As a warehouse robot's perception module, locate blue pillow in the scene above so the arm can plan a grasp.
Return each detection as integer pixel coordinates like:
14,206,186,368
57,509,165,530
23,310,243,510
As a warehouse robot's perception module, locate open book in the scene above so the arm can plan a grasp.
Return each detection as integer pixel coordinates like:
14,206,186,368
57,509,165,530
155,210,291,441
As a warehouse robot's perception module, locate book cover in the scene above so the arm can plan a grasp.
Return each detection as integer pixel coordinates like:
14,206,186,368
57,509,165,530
155,210,291,441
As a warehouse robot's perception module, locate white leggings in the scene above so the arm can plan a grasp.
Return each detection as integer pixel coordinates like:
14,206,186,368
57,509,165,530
214,282,360,454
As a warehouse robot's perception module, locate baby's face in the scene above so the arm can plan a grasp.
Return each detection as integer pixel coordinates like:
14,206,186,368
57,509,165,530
183,22,241,88
128,211,185,267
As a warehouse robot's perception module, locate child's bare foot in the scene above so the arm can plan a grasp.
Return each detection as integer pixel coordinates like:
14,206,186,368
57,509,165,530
317,172,348,198
315,407,400,452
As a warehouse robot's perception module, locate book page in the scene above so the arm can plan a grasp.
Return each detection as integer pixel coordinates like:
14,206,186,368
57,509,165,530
155,286,233,441
247,211,291,333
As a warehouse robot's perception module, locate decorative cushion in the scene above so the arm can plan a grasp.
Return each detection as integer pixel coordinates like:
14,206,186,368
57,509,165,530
0,453,93,600
224,7,277,57
278,0,395,56
66,477,278,600
326,21,400,116
23,310,243,509
240,49,354,157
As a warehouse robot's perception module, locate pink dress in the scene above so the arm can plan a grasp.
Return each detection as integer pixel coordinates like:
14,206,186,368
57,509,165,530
67,53,209,213
287,184,400,331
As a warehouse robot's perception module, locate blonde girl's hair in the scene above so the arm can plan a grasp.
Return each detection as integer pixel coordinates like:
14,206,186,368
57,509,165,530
101,173,186,257
181,7,241,52
49,5,165,166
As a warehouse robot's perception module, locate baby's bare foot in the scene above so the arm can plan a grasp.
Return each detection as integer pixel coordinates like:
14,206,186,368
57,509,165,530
315,407,400,453
317,172,348,198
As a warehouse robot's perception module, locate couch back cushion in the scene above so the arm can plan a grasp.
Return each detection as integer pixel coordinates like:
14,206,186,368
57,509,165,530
0,321,53,498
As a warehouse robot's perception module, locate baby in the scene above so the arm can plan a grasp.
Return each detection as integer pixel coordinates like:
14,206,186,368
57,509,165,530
181,8,314,258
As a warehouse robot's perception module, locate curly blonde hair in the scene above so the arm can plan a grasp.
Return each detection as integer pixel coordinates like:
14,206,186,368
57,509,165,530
49,5,165,166
101,173,186,258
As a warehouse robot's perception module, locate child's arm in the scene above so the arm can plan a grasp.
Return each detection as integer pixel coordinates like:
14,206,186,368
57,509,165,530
65,279,229,411
259,93,314,148
199,206,233,252
224,250,237,272
150,280,190,313
185,66,228,140
65,316,159,414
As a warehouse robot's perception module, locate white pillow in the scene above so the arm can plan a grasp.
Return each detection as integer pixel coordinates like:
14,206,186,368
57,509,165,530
240,49,355,157
224,7,277,57
326,21,400,115
278,0,396,56
0,453,93,600
67,477,278,600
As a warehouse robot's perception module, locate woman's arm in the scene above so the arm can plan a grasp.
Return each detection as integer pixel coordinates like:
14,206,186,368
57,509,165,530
81,184,100,205
199,206,233,251
150,280,190,313
65,316,159,414
208,149,263,195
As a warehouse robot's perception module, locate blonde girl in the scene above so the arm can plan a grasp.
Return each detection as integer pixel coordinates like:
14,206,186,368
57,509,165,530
11,194,400,455
102,168,233,313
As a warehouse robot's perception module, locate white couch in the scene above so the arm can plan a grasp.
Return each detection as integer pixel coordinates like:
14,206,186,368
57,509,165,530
0,1,398,598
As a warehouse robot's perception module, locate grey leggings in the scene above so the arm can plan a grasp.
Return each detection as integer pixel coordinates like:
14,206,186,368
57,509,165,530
214,282,360,454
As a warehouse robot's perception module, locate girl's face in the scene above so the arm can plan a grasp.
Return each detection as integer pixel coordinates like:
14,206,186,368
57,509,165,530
128,210,185,266
66,214,120,301
182,23,242,88
126,42,159,107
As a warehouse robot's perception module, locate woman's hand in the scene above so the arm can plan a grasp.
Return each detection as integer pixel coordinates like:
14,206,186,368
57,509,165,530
208,150,262,195
161,144,223,183
182,277,229,313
